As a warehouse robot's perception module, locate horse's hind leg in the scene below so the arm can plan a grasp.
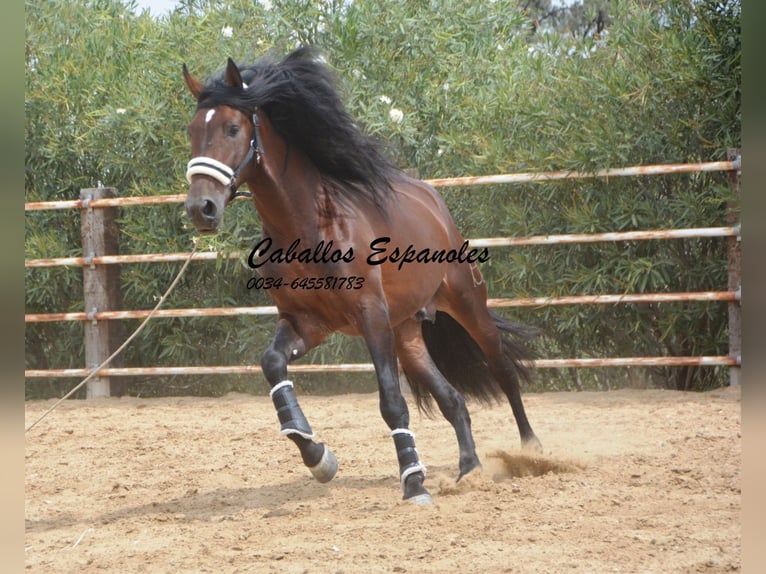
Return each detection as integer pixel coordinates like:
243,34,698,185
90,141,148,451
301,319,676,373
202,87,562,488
395,318,481,481
442,275,542,452
479,313,541,452
262,317,338,483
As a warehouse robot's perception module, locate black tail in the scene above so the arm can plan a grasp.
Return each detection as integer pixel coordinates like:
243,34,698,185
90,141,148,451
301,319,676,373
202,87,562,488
407,311,536,414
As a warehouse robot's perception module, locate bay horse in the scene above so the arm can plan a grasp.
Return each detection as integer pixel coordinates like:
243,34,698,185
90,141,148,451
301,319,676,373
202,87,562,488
182,47,541,504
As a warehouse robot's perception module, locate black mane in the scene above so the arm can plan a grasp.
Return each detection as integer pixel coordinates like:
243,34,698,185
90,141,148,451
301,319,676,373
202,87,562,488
197,47,401,207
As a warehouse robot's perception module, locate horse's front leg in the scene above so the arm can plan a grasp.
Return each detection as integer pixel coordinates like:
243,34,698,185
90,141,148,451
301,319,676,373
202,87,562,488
361,302,431,505
262,317,338,483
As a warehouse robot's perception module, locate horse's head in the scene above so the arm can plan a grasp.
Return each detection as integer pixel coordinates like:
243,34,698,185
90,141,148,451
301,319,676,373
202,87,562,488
182,59,262,234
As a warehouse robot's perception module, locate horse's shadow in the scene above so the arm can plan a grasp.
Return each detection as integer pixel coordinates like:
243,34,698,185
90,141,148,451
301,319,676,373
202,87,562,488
25,474,399,533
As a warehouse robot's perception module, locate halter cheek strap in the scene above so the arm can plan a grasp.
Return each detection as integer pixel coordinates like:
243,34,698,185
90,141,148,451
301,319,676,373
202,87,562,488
185,111,264,201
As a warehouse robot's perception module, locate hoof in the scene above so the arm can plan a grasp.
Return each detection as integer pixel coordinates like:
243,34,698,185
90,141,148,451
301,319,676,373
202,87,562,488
405,492,433,506
402,470,430,503
522,435,543,454
308,444,338,483
457,455,482,482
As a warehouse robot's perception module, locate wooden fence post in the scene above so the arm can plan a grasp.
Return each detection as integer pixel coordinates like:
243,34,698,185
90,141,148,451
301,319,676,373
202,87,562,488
80,187,124,398
726,149,741,386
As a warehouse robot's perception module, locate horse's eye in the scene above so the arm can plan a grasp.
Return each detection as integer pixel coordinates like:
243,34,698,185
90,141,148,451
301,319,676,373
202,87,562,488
227,124,240,137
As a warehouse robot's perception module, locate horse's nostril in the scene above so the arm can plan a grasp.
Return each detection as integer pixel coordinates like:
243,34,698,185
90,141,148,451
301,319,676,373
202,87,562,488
202,199,216,217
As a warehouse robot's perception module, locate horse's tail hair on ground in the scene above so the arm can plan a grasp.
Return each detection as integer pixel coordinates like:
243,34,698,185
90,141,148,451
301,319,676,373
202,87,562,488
405,311,536,415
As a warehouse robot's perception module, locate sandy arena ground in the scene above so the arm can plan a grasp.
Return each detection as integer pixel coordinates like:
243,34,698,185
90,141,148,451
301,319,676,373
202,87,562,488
25,386,741,573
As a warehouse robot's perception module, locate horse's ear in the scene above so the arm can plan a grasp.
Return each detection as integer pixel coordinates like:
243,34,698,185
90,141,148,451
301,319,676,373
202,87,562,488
225,57,244,88
182,64,203,100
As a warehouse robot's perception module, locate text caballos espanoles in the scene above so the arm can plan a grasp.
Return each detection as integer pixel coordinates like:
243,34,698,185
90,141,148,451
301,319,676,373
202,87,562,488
248,237,489,271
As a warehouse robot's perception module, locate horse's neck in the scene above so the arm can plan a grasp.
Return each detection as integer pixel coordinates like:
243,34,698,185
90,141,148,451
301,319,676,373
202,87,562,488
250,144,323,242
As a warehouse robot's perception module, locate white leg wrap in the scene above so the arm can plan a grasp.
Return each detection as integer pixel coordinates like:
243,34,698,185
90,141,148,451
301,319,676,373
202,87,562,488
269,379,294,397
281,428,315,440
400,462,427,487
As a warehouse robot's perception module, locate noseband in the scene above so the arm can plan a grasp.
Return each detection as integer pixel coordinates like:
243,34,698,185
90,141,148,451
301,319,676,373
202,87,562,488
185,110,265,202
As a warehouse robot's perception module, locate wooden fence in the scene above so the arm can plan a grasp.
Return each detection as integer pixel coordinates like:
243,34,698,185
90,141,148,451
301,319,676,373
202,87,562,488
24,155,742,397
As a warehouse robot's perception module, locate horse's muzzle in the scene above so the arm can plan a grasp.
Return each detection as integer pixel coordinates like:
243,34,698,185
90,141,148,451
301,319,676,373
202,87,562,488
185,189,224,234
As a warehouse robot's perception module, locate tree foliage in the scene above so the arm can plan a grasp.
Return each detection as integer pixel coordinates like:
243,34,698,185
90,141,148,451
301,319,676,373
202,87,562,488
25,0,740,397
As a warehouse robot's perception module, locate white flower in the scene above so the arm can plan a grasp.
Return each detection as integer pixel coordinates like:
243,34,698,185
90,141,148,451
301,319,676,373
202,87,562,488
116,108,127,114
379,95,392,105
221,25,233,38
437,148,445,157
389,108,404,124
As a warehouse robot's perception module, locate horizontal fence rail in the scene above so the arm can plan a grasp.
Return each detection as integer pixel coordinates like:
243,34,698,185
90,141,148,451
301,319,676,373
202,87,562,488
25,291,739,323
24,355,739,378
24,193,188,212
24,158,742,389
24,160,739,212
426,159,740,188
24,226,740,268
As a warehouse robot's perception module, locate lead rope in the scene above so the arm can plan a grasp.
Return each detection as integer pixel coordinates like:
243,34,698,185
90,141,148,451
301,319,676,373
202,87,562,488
25,240,200,434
